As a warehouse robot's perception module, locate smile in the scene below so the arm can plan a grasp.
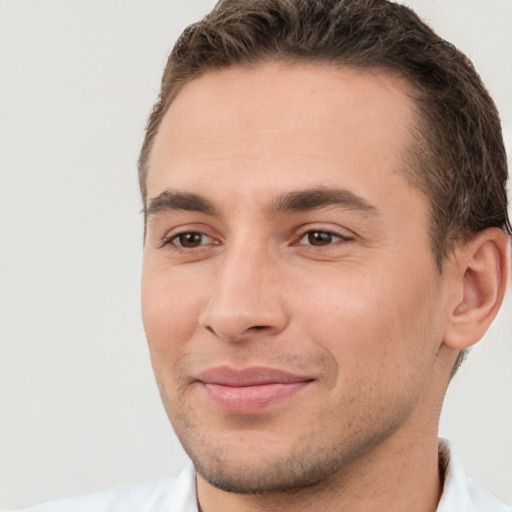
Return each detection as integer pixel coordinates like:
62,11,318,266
196,366,314,414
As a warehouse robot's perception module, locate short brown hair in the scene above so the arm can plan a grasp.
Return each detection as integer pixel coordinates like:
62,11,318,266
139,0,511,268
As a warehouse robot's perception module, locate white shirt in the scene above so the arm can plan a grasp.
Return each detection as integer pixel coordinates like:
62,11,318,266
13,441,511,512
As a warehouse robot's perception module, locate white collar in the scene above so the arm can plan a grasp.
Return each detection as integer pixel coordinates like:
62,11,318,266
437,438,510,511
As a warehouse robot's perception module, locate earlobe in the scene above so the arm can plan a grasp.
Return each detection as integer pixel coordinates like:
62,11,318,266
444,228,511,351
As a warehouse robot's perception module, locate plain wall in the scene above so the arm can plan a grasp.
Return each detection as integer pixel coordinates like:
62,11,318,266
0,0,510,509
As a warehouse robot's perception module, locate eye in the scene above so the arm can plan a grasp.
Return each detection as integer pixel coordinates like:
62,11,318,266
298,230,347,246
168,232,214,248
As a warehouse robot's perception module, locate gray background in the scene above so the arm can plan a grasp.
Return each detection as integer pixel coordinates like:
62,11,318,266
0,0,511,509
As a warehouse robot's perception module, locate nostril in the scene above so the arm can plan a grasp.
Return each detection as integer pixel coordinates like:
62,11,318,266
204,323,268,340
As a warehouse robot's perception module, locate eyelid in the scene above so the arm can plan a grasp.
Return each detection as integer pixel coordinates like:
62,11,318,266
294,224,355,243
157,222,355,249
169,232,214,247
160,224,220,248
298,231,343,246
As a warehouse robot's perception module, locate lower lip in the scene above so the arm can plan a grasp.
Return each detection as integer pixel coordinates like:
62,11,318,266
199,381,311,414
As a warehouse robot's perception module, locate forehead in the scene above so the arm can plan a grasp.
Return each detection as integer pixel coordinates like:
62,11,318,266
147,62,419,207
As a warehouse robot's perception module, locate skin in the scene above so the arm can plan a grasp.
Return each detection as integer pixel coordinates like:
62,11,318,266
141,63,509,512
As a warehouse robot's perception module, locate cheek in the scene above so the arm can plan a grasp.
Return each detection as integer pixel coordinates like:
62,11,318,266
141,264,203,365
292,265,439,380
141,272,203,416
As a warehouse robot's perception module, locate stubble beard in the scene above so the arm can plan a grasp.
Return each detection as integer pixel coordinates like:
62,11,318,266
156,347,433,497
168,401,407,496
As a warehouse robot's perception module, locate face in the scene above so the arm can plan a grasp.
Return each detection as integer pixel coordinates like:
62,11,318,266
142,63,450,493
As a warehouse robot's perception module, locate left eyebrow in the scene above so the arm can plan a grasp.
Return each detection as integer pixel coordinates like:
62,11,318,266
268,187,379,216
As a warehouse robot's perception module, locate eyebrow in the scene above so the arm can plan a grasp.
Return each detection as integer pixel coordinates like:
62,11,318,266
269,188,379,216
145,187,379,219
146,190,216,217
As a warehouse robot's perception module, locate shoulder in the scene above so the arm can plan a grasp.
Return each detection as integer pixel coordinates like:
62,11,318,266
12,465,197,512
438,439,511,512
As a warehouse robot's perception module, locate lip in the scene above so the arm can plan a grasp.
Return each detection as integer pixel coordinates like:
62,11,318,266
195,366,314,414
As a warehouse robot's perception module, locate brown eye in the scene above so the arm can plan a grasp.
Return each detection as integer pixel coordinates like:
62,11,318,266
300,231,343,246
171,232,211,248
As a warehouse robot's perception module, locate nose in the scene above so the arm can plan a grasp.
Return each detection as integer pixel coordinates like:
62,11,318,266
198,244,289,342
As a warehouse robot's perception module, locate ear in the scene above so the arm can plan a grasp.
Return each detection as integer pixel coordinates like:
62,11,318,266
443,228,511,350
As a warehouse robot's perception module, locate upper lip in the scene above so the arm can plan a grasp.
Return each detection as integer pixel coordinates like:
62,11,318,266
196,366,314,387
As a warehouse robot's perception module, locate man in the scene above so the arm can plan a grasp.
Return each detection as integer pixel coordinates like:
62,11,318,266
19,0,510,511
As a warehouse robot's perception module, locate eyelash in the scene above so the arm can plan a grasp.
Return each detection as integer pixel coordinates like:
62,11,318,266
162,230,215,249
162,227,353,250
296,229,353,247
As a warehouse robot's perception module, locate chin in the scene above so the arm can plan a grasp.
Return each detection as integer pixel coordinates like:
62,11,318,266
192,447,342,495
179,424,368,495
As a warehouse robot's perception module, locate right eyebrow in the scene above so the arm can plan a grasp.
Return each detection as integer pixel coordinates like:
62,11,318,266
145,190,217,218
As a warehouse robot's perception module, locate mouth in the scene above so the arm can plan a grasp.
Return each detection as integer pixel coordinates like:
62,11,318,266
195,366,314,414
